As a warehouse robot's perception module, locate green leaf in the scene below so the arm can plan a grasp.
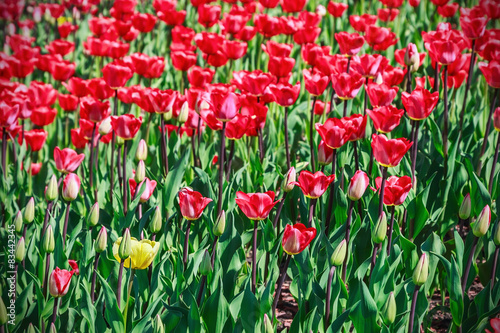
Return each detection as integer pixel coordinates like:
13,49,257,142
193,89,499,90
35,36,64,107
349,280,380,332
97,273,125,332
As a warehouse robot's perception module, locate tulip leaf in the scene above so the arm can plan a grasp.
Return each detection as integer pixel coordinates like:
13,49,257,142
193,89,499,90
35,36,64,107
97,273,125,332
349,279,380,333
202,282,229,333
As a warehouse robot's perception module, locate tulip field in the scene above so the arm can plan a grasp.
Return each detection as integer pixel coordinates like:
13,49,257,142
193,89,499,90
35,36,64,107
2,0,500,332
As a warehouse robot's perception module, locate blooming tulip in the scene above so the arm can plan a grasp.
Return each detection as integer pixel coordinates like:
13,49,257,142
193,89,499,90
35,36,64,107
292,171,335,199
111,114,142,140
366,105,405,133
401,88,439,121
178,187,212,220
371,134,412,168
54,147,85,173
113,237,160,270
282,223,317,255
315,117,354,149
129,178,157,203
235,191,280,220
374,175,412,206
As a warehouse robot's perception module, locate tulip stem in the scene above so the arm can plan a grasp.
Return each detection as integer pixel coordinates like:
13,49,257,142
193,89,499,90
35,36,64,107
343,99,348,118
62,201,71,247
117,259,125,308
378,167,388,218
91,252,100,303
363,77,369,116
160,116,168,177
433,62,440,93
1,129,7,179
369,243,380,278
488,132,500,195
353,141,359,171
272,192,287,230
89,122,96,196
40,201,54,248
183,219,191,270
325,149,337,235
110,91,118,207
272,254,291,323
196,236,219,306
462,236,478,295
477,89,498,175
308,198,317,228
309,96,317,172
458,39,476,140
342,201,355,283
284,107,291,170
51,297,59,326
252,219,259,294
411,121,420,184
325,265,336,330
43,253,50,298
123,269,135,333
225,140,235,181
217,123,226,216
368,149,374,176
258,128,264,162
408,285,420,333
386,205,396,257
443,65,449,177
491,245,499,291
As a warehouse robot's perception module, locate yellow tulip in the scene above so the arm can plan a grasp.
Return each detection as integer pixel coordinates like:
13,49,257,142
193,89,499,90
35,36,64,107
113,237,160,270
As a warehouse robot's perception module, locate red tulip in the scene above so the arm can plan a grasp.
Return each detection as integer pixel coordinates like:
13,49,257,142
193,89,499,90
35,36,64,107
374,175,412,206
28,81,57,108
349,14,377,33
102,61,133,89
478,61,500,88
350,54,388,79
282,223,317,255
129,53,165,79
318,140,334,165
232,70,275,96
268,82,301,107
366,83,398,107
203,91,240,122
132,12,157,33
371,134,412,168
327,2,348,17
171,50,197,72
70,128,89,149
223,40,248,60
111,114,143,140
80,97,110,123
62,173,81,201
292,171,335,199
49,266,77,298
262,40,293,57
0,102,19,129
268,55,295,79
428,40,461,65
480,0,500,20
188,66,214,88
58,93,79,112
303,69,329,96
394,46,426,69
313,100,331,115
315,117,354,149
378,8,399,22
494,107,500,132
282,0,307,13
293,26,321,45
365,26,398,51
401,88,439,121
58,22,78,39
30,107,57,127
108,41,130,59
254,14,282,38
194,32,224,55
86,78,114,100
437,3,459,18
226,114,250,140
259,0,280,9
62,77,88,97
335,32,365,56
146,88,178,114
341,113,367,141
198,4,221,28
54,147,85,173
235,191,280,220
220,12,250,35
129,177,157,203
46,39,74,57
367,105,404,133
382,65,405,86
330,72,364,100
178,187,212,220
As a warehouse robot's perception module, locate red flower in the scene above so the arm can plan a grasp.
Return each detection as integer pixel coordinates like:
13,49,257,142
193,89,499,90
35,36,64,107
428,40,461,65
479,61,500,88
259,0,280,9
171,50,197,72
146,88,178,114
46,39,75,56
203,91,240,122
221,12,250,35
0,102,19,129
49,266,77,298
80,97,110,123
226,114,250,140
314,100,331,115
382,65,405,86
198,4,221,28
232,70,275,96
341,113,367,141
268,55,295,79
223,40,248,60
292,171,335,199
293,26,321,45
371,134,412,168
62,77,88,97
347,170,370,201
401,88,439,121
49,60,76,82
350,54,388,79
129,53,165,79
315,117,354,149
494,107,500,132
254,14,282,38
365,26,398,51
268,82,301,107
335,32,365,56
129,177,157,203
318,140,334,165
178,187,212,220
378,8,399,22
374,175,412,206
303,69,329,96
262,41,293,57
54,146,85,173
282,223,317,255
330,72,364,100
70,128,89,149
437,3,459,18
102,61,133,89
281,0,307,13
58,23,78,39
111,114,143,140
367,105,404,133
24,129,47,152
366,83,399,107
86,78,114,100
28,81,57,108
132,12,157,33
108,41,130,59
235,191,280,220
349,14,377,32
327,2,348,17
460,14,488,40
30,107,57,127
58,93,79,112
188,66,214,88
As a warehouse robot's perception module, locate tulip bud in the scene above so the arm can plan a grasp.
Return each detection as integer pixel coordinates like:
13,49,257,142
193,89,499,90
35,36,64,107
87,202,100,228
136,139,148,161
404,43,420,73
458,194,471,220
135,160,146,183
118,228,132,259
316,4,327,16
163,109,173,121
150,206,162,234
153,314,164,333
45,175,58,201
178,101,189,123
199,249,212,276
263,314,274,333
15,237,25,262
472,205,491,238
372,212,387,244
116,136,124,146
213,210,226,237
347,170,369,201
43,225,55,253
26,323,36,333
99,117,112,135
381,292,396,325
95,226,108,253
330,239,347,266
282,167,296,192
494,222,500,246
24,197,35,224
412,253,429,286
62,173,80,201
0,294,6,325
49,323,57,333
14,211,23,233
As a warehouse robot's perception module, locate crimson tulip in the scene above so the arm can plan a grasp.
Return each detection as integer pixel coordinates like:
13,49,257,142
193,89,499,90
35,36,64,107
62,173,81,202
111,114,143,140
330,72,364,100
268,82,300,107
303,69,329,96
198,4,221,28
102,61,133,89
62,77,88,97
54,147,85,173
223,40,248,60
50,59,76,82
327,2,348,17
401,88,439,120
367,106,404,133
341,114,367,141
179,187,212,220
365,26,398,51
374,175,412,206
428,40,461,65
349,14,377,32
315,117,354,149
335,32,365,56
268,55,295,79
24,129,47,151
226,114,250,140
30,107,57,127
171,50,197,72
58,93,79,112
80,97,110,123
132,12,157,33
203,91,240,122
351,54,388,79
292,171,335,199
0,101,19,129
86,78,114,100
262,40,293,57
46,39,74,56
371,134,412,168
129,178,157,203
232,70,275,96
460,13,488,40
366,83,399,107
188,66,214,88
479,61,500,88
235,191,280,220
282,223,317,255
282,0,307,13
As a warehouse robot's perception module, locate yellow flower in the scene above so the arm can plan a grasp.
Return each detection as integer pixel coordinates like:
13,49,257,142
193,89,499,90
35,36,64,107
113,237,160,270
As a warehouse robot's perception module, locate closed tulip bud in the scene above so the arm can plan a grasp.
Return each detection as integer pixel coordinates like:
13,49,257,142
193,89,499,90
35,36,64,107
264,314,274,333
26,323,36,333
199,249,212,276
494,222,500,246
15,237,25,262
412,253,429,286
116,136,124,146
316,4,327,16
213,210,226,237
118,228,132,259
135,160,146,183
472,205,491,238
347,170,369,201
0,295,6,325
330,239,347,266
163,109,173,121
282,167,296,192
153,314,164,333
178,101,189,123
99,117,112,135
95,226,108,253
43,225,55,253
87,202,100,227
49,323,57,333
381,292,396,325
404,43,420,73
14,211,23,233
62,173,80,201
24,197,35,223
458,194,471,220
45,175,58,201
136,139,148,161
372,212,387,244
150,206,162,234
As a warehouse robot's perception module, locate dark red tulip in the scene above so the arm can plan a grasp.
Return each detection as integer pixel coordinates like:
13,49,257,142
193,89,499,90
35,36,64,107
366,83,399,107
327,1,348,17
54,147,85,173
331,72,364,100
58,93,79,112
235,191,280,220
292,171,335,199
401,88,439,120
102,61,134,89
367,105,404,133
282,223,317,255
303,68,329,96
315,117,354,149
268,82,301,107
494,107,500,131
371,134,412,168
374,175,412,206
111,114,143,140
24,129,47,151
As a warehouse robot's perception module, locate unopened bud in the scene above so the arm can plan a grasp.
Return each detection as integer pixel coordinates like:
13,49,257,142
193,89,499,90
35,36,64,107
27,323,36,333
153,314,164,333
45,175,58,201
372,212,387,244
494,222,500,246
150,206,162,234
178,101,189,123
330,239,347,266
163,109,173,121
24,197,35,223
14,211,23,233
118,228,132,259
412,252,429,286
347,170,369,201
62,173,81,201
458,194,471,220
213,210,226,237
49,323,57,333
135,160,146,183
15,237,25,262
87,202,100,227
472,205,491,238
95,226,108,253
99,117,112,135
199,250,212,276
282,167,296,192
381,292,396,325
264,314,274,333
43,225,55,253
404,43,420,73
136,139,148,161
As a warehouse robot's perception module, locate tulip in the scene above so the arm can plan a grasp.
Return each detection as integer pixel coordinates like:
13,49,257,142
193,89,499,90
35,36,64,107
366,83,399,108
14,211,23,234
366,106,405,134
213,210,226,237
62,173,80,202
327,1,348,17
53,146,85,173
292,171,335,200
330,239,347,266
405,43,421,73
178,187,212,220
371,134,412,168
330,72,365,102
15,237,25,263
79,97,110,123
49,266,77,298
408,252,428,332
136,139,147,161
87,202,100,228
381,292,397,325
472,205,491,238
23,197,35,225
199,250,212,276
401,88,439,121
365,26,398,51
111,114,143,140
129,177,157,203
24,129,47,152
335,32,365,56
318,140,334,166
459,194,471,220
102,62,133,89
150,206,162,235
347,170,369,201
315,117,354,150
113,237,160,270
